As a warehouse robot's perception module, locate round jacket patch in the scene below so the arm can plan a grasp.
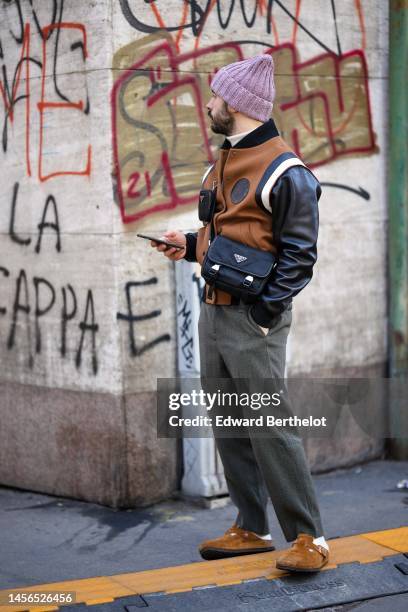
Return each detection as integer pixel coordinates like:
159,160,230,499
230,178,250,204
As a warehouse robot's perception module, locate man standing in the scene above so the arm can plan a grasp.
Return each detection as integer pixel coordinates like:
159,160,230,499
151,54,329,573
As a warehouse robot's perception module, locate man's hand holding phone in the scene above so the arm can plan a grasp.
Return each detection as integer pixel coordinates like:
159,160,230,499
148,230,187,261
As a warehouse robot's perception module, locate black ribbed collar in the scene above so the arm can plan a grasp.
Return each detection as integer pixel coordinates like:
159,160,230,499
220,117,279,150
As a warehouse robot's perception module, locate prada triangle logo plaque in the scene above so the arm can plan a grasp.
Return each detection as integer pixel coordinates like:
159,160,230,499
234,253,247,263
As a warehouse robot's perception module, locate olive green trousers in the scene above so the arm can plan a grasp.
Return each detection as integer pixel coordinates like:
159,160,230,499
198,300,324,542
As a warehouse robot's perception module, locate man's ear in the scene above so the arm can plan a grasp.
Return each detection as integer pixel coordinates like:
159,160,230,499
227,103,238,114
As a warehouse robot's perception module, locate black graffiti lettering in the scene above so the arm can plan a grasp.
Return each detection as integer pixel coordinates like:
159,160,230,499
273,0,338,55
189,0,210,36
35,195,61,253
0,266,10,316
239,0,257,28
120,1,261,36
9,186,63,252
1,38,42,155
53,0,85,107
33,277,56,354
330,0,342,56
61,284,77,357
1,0,89,163
1,268,100,376
9,182,31,246
116,277,171,357
6,0,25,45
118,0,337,54
320,182,370,200
119,0,217,36
266,0,274,34
29,0,59,42
217,0,235,29
76,289,99,375
177,294,194,369
7,269,33,368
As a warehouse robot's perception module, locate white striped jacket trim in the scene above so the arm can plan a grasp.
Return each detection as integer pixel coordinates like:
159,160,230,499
201,162,216,187
261,157,307,211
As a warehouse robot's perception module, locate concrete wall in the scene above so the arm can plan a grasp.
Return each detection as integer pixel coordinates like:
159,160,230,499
0,1,389,505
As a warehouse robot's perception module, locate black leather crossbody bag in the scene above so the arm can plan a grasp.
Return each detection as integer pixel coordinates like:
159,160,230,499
202,234,276,302
198,180,276,301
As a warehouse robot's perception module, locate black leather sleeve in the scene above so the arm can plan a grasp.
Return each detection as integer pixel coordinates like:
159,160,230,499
183,232,198,262
250,165,321,327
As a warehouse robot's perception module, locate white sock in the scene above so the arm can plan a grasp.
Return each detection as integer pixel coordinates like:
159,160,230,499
313,535,329,551
256,532,272,540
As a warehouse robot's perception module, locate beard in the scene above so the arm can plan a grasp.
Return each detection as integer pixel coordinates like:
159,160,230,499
208,101,235,136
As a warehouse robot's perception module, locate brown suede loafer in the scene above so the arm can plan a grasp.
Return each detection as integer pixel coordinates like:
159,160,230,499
199,524,275,560
276,533,329,573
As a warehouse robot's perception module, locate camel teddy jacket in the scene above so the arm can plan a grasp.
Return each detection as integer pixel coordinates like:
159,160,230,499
183,118,321,328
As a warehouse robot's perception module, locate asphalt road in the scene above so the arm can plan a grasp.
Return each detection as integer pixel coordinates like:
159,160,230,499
0,459,407,594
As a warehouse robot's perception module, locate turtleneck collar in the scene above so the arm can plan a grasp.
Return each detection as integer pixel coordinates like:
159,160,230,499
226,127,257,147
221,118,279,150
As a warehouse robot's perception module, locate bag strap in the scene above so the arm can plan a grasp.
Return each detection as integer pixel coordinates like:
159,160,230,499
206,183,218,300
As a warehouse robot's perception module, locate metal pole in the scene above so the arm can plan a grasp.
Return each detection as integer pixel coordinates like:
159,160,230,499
388,0,408,458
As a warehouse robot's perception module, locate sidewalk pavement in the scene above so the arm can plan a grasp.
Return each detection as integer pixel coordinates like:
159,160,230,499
0,459,407,594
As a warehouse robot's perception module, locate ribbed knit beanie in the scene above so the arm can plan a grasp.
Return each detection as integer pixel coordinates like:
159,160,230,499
210,54,275,122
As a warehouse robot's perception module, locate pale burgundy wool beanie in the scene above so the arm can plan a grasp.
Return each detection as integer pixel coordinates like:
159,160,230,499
210,54,275,123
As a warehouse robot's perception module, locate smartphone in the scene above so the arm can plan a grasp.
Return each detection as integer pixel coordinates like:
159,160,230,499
136,233,184,250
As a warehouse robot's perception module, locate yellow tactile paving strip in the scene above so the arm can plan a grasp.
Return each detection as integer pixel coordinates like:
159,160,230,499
361,526,408,553
0,527,406,612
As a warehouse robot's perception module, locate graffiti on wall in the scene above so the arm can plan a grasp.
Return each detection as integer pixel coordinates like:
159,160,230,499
0,1,379,379
175,265,205,373
112,0,376,224
0,0,99,376
0,182,100,374
0,0,91,181
118,0,365,54
1,1,174,377
117,278,171,357
1,177,168,375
